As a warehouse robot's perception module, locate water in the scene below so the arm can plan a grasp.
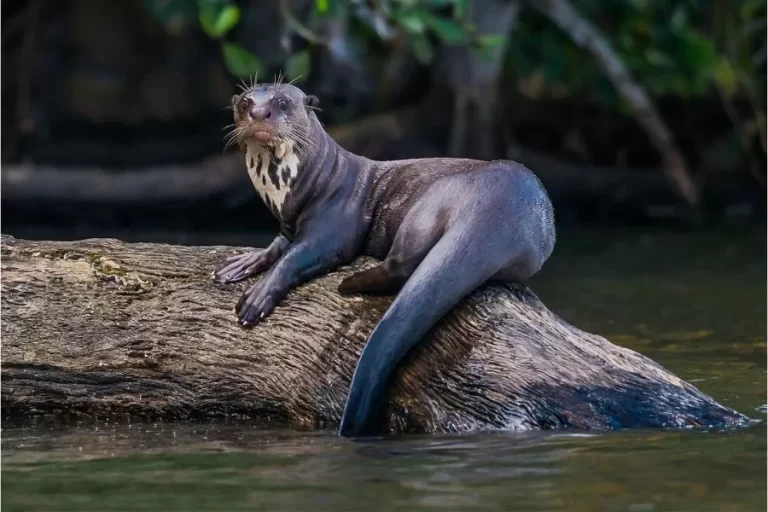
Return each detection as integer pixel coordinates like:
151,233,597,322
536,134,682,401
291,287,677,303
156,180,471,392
2,226,766,511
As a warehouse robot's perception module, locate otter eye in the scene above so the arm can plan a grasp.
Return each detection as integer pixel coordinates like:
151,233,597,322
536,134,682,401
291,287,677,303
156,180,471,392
277,99,288,112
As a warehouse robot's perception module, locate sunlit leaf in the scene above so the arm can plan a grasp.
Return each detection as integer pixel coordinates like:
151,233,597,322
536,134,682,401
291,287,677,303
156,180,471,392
222,42,264,78
397,11,426,34
198,1,240,38
214,6,240,36
714,58,739,97
316,0,329,13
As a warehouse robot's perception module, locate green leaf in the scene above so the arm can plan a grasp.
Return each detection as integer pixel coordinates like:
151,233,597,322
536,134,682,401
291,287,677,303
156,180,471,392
285,50,311,82
426,14,469,45
714,58,739,97
476,34,505,49
411,34,434,64
222,42,264,78
681,32,717,70
397,11,426,34
214,6,240,36
199,2,240,38
199,8,217,37
316,0,329,13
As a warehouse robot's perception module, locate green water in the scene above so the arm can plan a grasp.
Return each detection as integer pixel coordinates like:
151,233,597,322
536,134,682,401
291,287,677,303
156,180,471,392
3,227,766,512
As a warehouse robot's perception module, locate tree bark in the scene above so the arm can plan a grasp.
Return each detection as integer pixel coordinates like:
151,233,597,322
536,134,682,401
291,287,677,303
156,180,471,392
0,235,749,434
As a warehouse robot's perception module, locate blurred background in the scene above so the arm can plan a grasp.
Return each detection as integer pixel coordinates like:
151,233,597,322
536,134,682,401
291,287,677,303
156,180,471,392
1,0,765,246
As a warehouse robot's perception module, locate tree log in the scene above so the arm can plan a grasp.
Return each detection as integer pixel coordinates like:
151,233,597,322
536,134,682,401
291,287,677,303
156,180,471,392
0,235,750,434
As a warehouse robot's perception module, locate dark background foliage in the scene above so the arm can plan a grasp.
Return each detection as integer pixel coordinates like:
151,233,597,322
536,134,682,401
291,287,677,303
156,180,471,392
1,0,765,244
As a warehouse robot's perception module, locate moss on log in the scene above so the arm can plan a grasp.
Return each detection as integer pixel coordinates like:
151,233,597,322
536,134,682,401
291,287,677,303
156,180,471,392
0,234,750,434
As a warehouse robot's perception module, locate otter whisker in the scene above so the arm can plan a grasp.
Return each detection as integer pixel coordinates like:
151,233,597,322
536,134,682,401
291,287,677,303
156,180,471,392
284,129,319,159
223,132,241,151
223,124,250,151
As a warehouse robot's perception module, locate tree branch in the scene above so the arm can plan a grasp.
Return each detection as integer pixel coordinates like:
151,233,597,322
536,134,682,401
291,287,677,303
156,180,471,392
0,154,246,203
529,0,701,207
1,235,748,433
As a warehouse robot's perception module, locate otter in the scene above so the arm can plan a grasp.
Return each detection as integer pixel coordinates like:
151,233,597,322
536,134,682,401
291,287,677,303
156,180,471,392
213,80,556,437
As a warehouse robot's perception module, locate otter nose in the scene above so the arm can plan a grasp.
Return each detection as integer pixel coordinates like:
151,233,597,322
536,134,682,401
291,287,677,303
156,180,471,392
237,96,272,121
249,104,272,121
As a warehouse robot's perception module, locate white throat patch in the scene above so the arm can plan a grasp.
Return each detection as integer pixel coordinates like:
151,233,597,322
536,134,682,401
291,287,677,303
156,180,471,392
244,140,300,219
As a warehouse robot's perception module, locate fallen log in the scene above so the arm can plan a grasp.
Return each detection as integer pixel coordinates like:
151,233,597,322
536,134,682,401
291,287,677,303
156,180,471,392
0,235,750,434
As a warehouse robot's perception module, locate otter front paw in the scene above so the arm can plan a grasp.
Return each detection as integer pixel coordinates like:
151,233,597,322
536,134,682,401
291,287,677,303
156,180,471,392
235,280,286,327
212,249,272,284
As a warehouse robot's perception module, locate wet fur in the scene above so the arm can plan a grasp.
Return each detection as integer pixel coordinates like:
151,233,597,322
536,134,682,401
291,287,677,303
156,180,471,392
214,81,556,437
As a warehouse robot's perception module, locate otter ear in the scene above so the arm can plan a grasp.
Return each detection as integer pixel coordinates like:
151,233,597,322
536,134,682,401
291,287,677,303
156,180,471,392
304,95,320,109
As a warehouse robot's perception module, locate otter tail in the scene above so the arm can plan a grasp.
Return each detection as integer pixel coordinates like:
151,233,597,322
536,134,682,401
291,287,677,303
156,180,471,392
338,227,508,437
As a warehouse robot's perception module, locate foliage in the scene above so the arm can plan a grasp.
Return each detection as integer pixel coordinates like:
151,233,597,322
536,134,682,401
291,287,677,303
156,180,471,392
143,0,504,80
142,0,765,139
508,0,766,107
143,0,264,77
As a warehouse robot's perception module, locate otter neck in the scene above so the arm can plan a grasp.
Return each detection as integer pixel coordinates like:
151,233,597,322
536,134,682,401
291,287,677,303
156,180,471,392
244,116,380,232
244,139,301,219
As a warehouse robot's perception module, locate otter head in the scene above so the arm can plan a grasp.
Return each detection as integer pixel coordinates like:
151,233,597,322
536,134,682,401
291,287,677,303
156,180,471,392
230,82,320,156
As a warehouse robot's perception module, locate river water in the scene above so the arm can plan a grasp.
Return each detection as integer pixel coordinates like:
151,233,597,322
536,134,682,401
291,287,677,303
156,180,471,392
2,226,766,511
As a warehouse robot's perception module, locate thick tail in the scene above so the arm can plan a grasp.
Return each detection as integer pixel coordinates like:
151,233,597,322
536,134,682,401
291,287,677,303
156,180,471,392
338,227,505,437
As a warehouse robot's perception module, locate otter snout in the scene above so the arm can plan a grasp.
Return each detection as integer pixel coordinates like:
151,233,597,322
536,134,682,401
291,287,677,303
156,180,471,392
236,96,273,123
232,94,280,146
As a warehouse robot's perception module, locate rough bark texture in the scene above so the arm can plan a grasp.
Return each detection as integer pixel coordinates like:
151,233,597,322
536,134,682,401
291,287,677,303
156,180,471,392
0,235,750,434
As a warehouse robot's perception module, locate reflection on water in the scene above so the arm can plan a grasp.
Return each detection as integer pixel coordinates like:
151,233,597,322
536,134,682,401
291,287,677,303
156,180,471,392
2,227,766,512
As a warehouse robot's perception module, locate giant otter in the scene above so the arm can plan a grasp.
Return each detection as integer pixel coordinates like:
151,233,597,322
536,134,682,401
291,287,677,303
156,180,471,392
213,80,556,437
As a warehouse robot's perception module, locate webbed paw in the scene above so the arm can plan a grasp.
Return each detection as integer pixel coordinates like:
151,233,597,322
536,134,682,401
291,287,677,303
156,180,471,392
235,279,285,327
212,249,272,284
